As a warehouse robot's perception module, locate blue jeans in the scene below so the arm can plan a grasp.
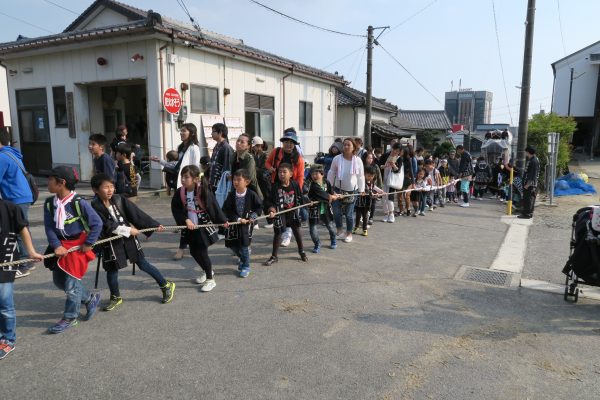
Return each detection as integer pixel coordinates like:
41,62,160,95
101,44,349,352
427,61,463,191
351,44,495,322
15,203,30,262
52,269,91,320
308,216,336,247
106,256,167,297
0,282,16,344
332,198,356,234
229,244,250,270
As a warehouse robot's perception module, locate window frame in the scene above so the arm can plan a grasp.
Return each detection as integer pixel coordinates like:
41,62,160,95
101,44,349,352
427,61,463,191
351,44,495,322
190,84,220,114
299,100,313,131
52,86,68,127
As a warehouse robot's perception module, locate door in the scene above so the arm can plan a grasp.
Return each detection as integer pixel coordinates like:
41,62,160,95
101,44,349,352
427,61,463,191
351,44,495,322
16,88,52,175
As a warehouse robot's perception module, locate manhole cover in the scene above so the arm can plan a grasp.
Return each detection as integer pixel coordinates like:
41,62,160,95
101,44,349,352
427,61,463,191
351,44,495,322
454,266,519,288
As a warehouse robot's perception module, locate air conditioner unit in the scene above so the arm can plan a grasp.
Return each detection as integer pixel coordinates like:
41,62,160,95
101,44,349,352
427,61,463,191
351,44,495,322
589,53,600,64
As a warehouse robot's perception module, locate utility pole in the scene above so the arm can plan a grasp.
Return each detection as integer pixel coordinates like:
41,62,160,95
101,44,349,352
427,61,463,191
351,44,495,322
516,0,536,171
364,25,374,149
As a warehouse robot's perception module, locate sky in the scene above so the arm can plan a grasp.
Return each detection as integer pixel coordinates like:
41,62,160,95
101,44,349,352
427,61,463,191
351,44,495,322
1,0,599,125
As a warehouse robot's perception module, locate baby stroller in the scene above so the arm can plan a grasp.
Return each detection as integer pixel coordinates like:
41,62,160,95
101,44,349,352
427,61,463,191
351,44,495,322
562,206,600,302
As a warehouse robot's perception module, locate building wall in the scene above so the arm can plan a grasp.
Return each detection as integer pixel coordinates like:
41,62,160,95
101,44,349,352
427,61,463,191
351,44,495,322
336,106,394,139
0,66,10,127
553,45,600,117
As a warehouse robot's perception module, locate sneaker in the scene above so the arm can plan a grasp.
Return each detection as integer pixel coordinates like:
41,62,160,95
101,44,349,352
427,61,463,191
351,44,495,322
336,232,347,240
217,234,225,240
428,206,433,211
440,203,445,208
194,273,207,284
264,223,274,229
173,249,185,260
300,252,308,262
343,234,353,243
460,203,470,208
103,295,123,312
312,245,320,254
239,268,250,278
48,318,78,334
14,269,30,279
280,237,291,247
352,227,359,234
419,211,425,216
161,281,176,304
330,242,337,250
85,293,101,321
362,230,368,237
412,211,417,217
263,256,278,266
254,224,260,231
0,341,15,360
368,219,374,226
381,215,389,223
200,279,216,292
388,214,395,223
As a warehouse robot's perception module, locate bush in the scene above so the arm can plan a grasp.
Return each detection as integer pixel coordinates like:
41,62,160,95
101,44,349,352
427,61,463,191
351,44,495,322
433,141,455,158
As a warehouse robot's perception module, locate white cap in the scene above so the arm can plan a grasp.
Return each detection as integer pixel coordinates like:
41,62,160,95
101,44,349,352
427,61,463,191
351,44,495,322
252,136,264,145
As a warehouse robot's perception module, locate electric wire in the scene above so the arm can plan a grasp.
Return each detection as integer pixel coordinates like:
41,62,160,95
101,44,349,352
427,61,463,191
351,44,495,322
388,0,438,32
321,46,364,70
491,0,514,125
248,0,366,38
377,42,443,106
176,0,202,34
556,0,568,57
0,11,53,34
351,47,367,85
42,0,79,15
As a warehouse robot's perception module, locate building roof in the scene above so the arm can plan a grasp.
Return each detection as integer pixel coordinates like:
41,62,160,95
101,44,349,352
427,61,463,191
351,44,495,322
0,0,345,85
337,86,398,113
551,39,600,67
371,120,414,139
391,110,451,131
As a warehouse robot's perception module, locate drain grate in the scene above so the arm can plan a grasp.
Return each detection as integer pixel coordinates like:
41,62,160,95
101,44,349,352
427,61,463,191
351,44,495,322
454,266,518,288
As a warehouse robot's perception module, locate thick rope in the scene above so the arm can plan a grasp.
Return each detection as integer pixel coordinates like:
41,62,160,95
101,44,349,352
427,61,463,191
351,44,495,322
0,180,461,269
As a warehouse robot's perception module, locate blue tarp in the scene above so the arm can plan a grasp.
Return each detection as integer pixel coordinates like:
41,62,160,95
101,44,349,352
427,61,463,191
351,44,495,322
554,173,597,196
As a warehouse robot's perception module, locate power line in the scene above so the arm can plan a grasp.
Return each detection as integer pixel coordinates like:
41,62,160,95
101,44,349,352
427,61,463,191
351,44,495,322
321,46,364,70
176,0,202,34
388,0,438,32
556,0,568,56
352,47,367,85
377,42,443,106
491,0,514,125
248,0,366,38
0,11,53,34
42,0,79,15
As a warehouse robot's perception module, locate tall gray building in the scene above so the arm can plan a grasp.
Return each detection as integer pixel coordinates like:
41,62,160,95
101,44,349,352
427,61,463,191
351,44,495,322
444,90,493,130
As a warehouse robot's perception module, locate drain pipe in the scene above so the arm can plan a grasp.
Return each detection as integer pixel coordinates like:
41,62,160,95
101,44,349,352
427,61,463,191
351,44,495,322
281,66,294,132
158,42,169,154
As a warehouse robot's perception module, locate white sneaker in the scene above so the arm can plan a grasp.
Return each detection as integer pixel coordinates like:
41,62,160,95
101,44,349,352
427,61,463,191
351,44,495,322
218,234,225,240
382,215,389,223
200,279,216,292
254,224,260,231
264,223,274,229
336,232,347,240
281,237,291,247
194,273,207,284
343,234,353,243
460,203,470,208
388,214,395,223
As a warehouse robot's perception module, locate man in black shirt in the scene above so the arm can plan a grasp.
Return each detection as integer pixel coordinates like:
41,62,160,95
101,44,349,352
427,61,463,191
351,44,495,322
518,145,540,219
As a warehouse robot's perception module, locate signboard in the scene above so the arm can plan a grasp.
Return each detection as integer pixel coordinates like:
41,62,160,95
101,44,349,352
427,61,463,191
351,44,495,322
201,114,224,151
224,117,243,146
163,88,182,114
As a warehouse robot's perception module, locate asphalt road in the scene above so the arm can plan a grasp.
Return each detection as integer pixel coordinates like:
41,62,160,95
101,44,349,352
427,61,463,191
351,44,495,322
4,195,600,399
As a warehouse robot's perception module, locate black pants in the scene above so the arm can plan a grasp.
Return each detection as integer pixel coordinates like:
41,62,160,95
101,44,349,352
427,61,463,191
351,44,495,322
370,199,376,221
272,226,304,257
522,187,537,216
189,243,213,279
355,207,369,230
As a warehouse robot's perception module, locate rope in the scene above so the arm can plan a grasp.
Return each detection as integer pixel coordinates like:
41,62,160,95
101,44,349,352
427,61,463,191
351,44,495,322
0,180,461,269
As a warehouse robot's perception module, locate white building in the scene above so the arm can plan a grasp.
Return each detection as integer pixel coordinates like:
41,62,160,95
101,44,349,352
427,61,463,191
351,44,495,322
0,0,344,187
0,66,10,129
552,40,600,151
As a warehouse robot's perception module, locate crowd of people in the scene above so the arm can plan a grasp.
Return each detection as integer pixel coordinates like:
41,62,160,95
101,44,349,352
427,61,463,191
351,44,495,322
0,123,540,360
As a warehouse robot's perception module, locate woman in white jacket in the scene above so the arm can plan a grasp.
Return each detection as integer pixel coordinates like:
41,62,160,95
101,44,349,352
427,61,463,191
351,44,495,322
150,123,200,260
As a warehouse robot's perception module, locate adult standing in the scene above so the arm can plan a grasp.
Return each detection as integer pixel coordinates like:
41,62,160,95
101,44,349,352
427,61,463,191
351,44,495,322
518,146,540,219
251,136,270,203
150,123,200,260
327,137,365,243
379,143,404,223
355,137,367,159
230,133,262,199
265,128,305,245
209,123,234,192
0,129,35,278
447,149,460,203
456,145,473,208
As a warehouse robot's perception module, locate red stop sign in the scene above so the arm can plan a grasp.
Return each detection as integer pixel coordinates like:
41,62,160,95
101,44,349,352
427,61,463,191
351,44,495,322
163,88,182,114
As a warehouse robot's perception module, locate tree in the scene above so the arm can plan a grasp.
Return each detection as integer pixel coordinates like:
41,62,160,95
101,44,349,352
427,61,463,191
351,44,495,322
419,130,435,150
433,141,455,158
527,112,577,188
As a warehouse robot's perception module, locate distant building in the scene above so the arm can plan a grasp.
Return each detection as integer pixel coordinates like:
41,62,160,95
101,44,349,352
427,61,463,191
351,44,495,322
391,110,451,150
444,90,493,131
552,40,600,152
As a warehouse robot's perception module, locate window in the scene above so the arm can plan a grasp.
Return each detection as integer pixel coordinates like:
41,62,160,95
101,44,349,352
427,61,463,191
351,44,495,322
52,86,67,127
190,84,219,114
244,93,274,143
299,101,312,130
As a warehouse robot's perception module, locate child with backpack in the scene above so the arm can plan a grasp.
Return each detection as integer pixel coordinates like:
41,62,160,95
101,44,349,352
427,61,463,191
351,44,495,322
43,166,103,334
91,174,175,311
114,143,139,199
171,165,227,292
263,163,308,266
307,164,339,253
222,169,263,278
159,150,179,196
0,200,43,359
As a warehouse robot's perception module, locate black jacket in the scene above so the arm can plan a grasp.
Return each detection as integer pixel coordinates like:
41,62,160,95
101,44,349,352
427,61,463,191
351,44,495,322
458,151,473,177
265,180,304,231
524,155,540,188
91,195,158,271
308,180,334,224
222,189,263,247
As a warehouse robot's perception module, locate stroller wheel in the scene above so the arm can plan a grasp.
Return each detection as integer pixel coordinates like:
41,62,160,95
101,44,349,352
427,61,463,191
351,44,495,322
564,286,579,303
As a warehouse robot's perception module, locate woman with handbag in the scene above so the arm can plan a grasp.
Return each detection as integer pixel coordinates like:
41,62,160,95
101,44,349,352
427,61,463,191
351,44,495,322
327,137,365,243
381,143,404,223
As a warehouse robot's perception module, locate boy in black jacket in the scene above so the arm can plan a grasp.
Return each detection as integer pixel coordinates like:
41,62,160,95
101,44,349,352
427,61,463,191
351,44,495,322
91,174,175,311
307,164,339,253
222,169,262,278
263,163,307,266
